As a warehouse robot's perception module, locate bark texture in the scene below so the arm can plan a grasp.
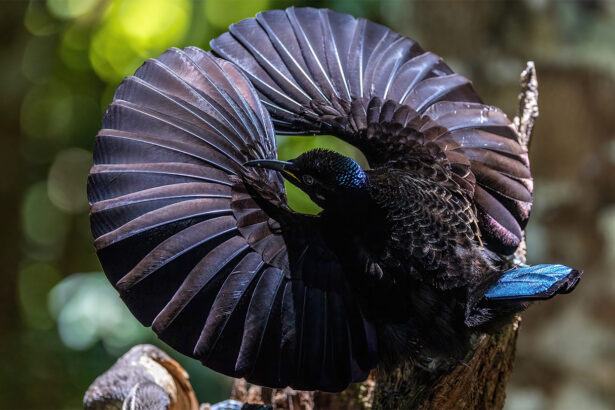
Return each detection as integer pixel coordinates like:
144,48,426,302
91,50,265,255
370,320,520,409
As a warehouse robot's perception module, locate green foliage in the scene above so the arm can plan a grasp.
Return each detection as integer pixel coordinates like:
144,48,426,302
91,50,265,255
205,0,270,30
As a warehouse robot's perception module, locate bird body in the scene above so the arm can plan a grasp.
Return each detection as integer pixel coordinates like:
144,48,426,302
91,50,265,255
249,149,501,369
88,7,581,392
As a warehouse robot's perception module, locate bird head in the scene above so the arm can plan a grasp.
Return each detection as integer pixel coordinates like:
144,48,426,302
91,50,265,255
246,148,367,209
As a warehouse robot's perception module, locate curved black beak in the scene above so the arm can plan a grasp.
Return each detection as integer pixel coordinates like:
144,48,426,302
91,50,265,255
245,159,300,184
245,159,293,172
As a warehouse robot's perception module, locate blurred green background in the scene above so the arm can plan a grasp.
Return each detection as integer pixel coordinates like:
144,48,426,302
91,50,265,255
1,0,615,408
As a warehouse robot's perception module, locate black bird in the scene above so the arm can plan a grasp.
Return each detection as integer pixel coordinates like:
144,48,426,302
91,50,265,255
88,8,581,392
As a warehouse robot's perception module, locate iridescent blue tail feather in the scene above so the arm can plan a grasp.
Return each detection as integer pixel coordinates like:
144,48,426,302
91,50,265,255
485,264,582,301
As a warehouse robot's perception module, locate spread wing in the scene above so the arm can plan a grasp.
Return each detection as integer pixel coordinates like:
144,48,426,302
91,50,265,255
88,48,377,392
210,7,532,254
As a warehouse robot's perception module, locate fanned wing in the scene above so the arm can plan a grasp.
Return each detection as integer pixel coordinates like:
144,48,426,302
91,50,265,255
88,48,376,392
210,7,532,254
484,264,582,300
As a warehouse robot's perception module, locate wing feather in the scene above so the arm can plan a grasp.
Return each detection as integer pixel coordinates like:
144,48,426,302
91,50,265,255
195,253,265,359
116,216,238,291
89,49,374,392
87,163,232,203
152,236,251,334
91,183,231,239
235,267,285,376
210,7,532,254
286,7,339,100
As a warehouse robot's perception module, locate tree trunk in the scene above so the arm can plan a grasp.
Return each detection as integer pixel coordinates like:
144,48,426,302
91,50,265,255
370,319,520,409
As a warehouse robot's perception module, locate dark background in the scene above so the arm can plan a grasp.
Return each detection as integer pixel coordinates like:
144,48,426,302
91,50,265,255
1,0,614,408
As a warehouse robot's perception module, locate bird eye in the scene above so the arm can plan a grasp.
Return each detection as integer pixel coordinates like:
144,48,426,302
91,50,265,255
302,175,314,185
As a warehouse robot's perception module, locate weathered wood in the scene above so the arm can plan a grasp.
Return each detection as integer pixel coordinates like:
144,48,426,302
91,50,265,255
83,344,199,410
513,61,539,151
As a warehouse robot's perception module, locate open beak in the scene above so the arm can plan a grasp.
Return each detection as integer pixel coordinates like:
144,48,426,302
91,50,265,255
245,159,300,184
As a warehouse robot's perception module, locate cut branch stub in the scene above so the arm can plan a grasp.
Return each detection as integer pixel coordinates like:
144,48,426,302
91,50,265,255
83,344,199,410
514,61,539,151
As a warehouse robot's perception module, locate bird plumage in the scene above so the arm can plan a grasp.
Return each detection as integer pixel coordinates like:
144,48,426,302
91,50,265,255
210,7,532,254
88,7,581,392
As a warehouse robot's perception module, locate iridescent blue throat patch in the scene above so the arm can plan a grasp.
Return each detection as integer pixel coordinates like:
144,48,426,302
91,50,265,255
334,157,366,189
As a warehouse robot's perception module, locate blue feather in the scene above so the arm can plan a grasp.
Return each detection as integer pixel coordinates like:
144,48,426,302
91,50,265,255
485,264,581,301
334,157,366,189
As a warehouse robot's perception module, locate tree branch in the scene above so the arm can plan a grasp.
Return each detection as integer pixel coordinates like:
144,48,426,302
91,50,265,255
513,61,539,152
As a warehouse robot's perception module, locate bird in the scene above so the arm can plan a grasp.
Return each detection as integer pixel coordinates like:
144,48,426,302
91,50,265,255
88,7,582,393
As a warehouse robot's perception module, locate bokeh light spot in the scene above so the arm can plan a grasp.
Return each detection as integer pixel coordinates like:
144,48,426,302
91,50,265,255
89,24,143,83
48,148,93,214
20,80,73,143
18,263,62,330
117,0,190,46
24,1,60,36
48,273,151,352
204,0,270,30
47,0,100,20
21,182,70,253
22,35,57,83
60,25,92,70
89,0,190,82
